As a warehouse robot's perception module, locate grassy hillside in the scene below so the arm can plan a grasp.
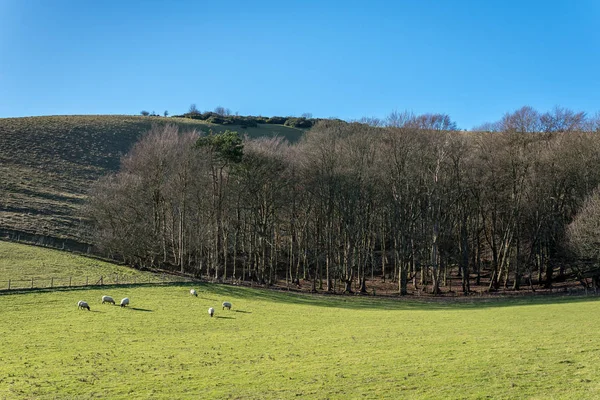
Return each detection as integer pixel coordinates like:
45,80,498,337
0,241,190,291
0,115,305,242
1,283,600,398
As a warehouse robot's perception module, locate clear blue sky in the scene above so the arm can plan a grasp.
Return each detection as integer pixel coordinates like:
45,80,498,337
1,0,599,129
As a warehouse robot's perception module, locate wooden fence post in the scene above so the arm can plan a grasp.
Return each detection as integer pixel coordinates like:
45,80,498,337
86,277,88,286
8,279,10,290
100,276,103,285
69,277,72,287
51,277,53,288
31,278,34,289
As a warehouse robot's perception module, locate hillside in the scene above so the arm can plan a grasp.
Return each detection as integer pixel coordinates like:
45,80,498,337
0,115,305,243
0,241,179,289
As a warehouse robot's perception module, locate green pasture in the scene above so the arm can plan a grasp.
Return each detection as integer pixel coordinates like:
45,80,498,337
2,280,600,398
0,241,160,289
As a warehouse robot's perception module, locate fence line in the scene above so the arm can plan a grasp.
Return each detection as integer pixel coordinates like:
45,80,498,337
0,273,193,292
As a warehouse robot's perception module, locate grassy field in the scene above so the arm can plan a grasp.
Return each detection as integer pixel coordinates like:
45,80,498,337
2,279,600,398
0,115,305,242
0,241,162,289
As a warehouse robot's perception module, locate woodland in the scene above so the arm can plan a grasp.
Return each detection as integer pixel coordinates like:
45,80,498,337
86,106,600,295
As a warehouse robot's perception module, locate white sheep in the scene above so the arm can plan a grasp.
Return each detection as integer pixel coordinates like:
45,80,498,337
120,297,130,307
222,301,232,310
77,300,90,311
208,307,214,317
101,295,115,305
190,289,198,297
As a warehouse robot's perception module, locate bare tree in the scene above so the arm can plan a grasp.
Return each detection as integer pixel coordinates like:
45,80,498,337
386,110,416,128
500,106,540,133
584,111,600,132
568,188,600,260
386,110,458,131
540,106,586,133
87,124,198,268
196,130,244,279
214,106,231,116
188,104,200,115
379,125,425,294
413,113,458,131
236,137,291,284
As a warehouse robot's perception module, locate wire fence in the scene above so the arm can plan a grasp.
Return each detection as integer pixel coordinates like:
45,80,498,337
0,273,194,292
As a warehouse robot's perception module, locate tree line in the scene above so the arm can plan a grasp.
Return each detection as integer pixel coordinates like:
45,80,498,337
85,105,600,295
175,105,321,129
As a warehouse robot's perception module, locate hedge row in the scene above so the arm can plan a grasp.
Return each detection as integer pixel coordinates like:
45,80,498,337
172,112,322,129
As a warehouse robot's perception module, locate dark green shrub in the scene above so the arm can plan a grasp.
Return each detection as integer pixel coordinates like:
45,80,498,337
285,118,314,128
266,116,287,124
222,118,235,125
207,116,225,124
239,117,258,127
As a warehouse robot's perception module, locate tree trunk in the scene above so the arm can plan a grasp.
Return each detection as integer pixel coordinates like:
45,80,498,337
431,220,441,295
460,217,470,295
513,235,521,290
399,259,408,296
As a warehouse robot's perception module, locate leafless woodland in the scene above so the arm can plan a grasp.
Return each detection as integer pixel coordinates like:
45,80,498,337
86,107,600,295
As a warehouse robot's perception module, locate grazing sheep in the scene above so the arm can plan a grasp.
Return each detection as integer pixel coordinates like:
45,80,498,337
120,297,130,307
208,307,214,317
222,301,232,310
101,295,115,305
190,289,198,297
77,300,90,311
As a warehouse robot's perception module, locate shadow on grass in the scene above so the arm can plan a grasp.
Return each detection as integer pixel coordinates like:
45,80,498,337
186,283,600,311
0,281,197,297
232,310,251,314
215,316,235,319
197,296,218,302
129,307,152,312
4,280,600,311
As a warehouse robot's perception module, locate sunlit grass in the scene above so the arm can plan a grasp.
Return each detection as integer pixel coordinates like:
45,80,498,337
1,281,600,399
0,241,156,289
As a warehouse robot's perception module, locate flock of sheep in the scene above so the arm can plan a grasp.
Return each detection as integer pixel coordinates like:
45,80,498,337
190,288,232,317
77,296,127,310
76,288,231,318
